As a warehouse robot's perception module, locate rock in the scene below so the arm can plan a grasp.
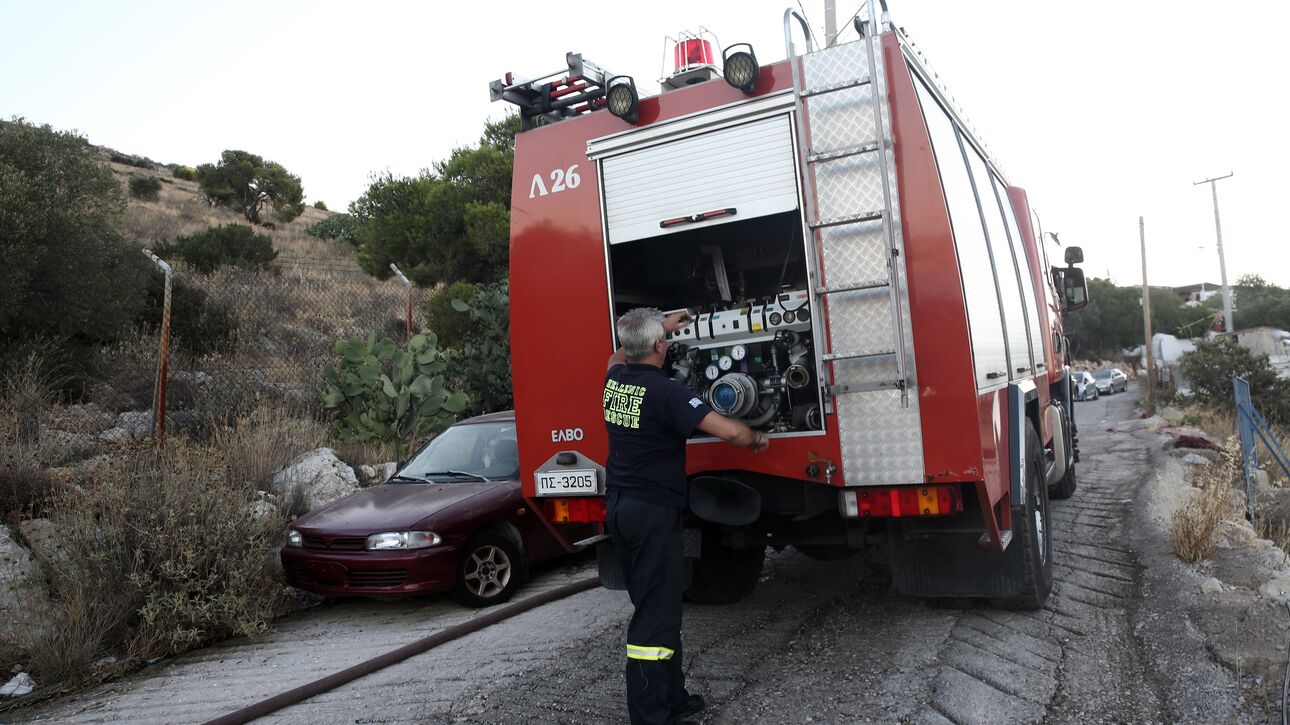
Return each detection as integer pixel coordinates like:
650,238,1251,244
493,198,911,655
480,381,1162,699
357,462,398,486
116,411,153,438
247,499,278,521
18,519,67,565
1182,453,1212,466
0,529,47,660
1171,447,1219,462
9,664,21,674
98,427,131,443
1252,469,1273,497
271,448,360,512
51,403,117,435
1159,405,1186,424
1118,415,1166,432
171,371,211,387
1259,573,1290,602
41,430,96,463
0,672,35,698
1200,577,1224,594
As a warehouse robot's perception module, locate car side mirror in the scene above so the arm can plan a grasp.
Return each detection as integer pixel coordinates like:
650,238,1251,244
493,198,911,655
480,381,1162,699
1060,265,1089,312
1064,246,1084,265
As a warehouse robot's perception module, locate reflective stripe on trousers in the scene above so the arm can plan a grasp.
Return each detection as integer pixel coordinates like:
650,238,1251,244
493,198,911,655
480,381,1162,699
626,644,675,661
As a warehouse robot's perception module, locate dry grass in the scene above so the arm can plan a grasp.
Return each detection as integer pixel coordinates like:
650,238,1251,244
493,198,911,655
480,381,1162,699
1170,442,1240,563
210,403,327,491
27,440,289,688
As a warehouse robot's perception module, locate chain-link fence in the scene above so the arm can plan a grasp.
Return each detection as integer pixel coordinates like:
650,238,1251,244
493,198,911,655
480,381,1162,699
47,255,428,446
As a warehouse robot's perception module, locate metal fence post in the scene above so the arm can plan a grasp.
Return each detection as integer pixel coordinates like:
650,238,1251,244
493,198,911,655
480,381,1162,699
389,263,414,339
1234,377,1256,520
144,249,172,447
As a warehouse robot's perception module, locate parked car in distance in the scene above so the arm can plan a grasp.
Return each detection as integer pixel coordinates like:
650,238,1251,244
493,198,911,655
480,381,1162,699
1075,371,1100,401
281,411,583,607
1091,368,1128,394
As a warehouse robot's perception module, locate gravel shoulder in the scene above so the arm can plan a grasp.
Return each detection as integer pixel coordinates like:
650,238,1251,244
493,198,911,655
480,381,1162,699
9,384,1258,724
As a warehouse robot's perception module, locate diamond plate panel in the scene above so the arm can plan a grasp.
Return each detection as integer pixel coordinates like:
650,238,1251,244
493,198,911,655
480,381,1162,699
801,36,924,485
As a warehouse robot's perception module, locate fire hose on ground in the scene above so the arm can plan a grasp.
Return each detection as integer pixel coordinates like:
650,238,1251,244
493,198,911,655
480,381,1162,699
204,577,600,725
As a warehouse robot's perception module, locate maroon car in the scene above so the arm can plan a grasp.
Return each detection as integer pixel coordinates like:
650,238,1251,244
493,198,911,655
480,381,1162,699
281,412,577,607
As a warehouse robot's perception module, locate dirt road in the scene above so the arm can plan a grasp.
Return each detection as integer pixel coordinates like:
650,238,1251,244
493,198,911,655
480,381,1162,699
13,386,1245,723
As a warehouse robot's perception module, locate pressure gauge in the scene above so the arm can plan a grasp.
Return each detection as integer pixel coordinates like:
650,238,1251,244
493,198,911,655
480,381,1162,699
769,312,783,326
705,364,721,381
783,310,797,324
718,355,734,371
730,344,747,361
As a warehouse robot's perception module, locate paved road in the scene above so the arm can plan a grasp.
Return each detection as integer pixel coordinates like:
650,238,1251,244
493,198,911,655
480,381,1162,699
13,384,1242,723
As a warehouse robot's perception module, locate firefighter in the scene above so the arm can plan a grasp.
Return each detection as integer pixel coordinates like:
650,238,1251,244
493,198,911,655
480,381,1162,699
604,307,768,725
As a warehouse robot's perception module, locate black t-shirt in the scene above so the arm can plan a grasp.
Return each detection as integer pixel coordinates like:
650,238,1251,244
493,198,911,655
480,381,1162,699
603,363,712,508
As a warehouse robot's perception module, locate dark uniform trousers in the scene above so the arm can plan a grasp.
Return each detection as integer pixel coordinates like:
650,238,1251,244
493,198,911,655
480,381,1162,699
606,489,688,725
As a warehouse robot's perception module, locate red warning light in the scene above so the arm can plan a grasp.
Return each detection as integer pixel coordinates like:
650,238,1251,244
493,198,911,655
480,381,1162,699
674,38,715,73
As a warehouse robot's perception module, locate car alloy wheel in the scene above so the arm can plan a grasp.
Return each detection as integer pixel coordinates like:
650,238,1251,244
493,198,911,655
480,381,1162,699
453,532,522,608
464,544,511,597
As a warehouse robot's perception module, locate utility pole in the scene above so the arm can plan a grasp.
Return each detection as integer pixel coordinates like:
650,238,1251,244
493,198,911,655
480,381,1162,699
1140,216,1156,404
1194,172,1235,332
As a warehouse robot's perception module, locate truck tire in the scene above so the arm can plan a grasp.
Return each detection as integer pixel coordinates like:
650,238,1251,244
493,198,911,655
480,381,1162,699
685,527,764,605
997,421,1054,609
1050,459,1077,500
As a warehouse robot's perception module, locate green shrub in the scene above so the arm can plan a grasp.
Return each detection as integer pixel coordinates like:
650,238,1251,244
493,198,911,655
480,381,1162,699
321,331,468,454
304,212,361,247
445,280,512,416
425,281,477,348
128,175,162,200
1,119,151,368
313,200,327,210
154,224,278,274
109,151,153,169
1179,336,1290,425
172,165,197,181
135,271,235,356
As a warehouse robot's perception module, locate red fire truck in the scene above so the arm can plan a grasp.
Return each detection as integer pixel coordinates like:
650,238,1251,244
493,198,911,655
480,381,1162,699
493,2,1089,608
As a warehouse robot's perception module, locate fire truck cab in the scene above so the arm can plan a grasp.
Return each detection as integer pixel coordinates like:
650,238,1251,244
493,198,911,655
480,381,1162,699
496,3,1089,608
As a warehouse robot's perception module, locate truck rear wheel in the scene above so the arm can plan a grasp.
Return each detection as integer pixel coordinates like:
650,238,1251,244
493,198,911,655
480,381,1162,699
1050,460,1077,500
997,421,1054,609
685,527,764,605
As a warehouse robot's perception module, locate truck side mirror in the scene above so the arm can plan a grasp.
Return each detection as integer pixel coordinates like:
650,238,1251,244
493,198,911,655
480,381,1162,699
1060,266,1089,311
1064,246,1084,265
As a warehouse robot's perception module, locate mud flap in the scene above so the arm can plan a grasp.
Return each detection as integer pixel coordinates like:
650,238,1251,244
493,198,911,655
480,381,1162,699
887,522,1027,599
595,540,627,591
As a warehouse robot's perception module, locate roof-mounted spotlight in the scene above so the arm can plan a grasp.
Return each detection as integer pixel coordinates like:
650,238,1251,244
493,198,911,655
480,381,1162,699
606,75,639,123
722,43,760,94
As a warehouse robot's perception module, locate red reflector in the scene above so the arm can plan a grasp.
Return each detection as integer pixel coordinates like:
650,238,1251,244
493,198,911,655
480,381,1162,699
846,485,964,519
545,497,605,523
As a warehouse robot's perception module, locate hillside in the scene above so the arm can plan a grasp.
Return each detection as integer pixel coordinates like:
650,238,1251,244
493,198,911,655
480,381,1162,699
95,146,349,266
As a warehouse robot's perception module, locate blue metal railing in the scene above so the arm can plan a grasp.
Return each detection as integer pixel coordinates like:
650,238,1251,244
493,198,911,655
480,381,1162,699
1234,376,1290,520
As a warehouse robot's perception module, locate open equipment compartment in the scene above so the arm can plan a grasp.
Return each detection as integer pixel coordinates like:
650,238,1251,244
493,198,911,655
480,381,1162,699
597,111,825,437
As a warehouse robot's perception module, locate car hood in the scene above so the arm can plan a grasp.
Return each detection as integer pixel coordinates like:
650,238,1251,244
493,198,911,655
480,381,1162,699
294,481,503,534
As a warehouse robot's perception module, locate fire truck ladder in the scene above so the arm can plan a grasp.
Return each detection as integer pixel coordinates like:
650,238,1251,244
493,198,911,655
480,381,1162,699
489,53,615,130
786,8,909,407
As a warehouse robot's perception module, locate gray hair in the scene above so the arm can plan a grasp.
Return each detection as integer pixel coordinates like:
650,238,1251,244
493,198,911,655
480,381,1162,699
616,307,666,362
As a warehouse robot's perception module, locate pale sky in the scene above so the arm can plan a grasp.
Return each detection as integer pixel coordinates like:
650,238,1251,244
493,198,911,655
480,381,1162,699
2,1,1285,288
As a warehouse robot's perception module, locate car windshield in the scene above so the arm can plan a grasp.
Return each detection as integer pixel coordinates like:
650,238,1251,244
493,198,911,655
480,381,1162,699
397,421,518,482
1092,370,1112,379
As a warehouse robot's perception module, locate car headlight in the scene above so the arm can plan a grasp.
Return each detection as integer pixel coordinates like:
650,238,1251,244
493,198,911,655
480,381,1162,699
287,530,303,547
365,531,442,551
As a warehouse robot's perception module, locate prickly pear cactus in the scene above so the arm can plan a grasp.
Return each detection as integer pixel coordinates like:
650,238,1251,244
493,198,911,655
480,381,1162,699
321,331,469,452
